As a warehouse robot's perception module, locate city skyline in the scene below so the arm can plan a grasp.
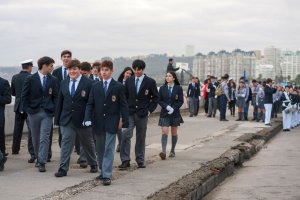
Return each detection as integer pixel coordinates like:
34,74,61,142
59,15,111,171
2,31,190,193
0,0,299,66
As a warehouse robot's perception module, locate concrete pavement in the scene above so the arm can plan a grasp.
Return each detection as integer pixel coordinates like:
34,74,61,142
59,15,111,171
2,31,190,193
0,111,279,200
203,127,300,200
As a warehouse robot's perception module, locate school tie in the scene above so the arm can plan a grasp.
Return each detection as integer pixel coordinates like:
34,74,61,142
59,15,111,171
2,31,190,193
103,81,108,96
71,79,76,97
95,77,99,82
168,86,172,97
63,68,67,80
135,78,139,94
42,76,47,95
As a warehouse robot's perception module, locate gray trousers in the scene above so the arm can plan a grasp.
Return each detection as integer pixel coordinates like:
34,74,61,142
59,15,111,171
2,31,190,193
95,132,116,178
28,110,52,165
59,122,97,172
208,97,217,116
189,97,199,115
120,114,148,164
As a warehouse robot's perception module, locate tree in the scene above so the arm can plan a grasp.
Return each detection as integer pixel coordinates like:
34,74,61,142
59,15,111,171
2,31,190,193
287,75,291,81
294,74,300,85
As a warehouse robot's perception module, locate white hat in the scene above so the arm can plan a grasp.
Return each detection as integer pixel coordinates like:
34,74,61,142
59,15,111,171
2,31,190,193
20,59,33,67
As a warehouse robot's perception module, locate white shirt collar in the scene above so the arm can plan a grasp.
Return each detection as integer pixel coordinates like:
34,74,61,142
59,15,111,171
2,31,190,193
135,74,145,82
70,74,82,83
102,77,112,85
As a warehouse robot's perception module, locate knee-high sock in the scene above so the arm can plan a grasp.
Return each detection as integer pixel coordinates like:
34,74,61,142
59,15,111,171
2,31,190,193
161,135,168,153
171,135,178,153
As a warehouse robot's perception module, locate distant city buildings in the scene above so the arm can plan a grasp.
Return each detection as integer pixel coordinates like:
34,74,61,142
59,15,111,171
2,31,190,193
281,50,300,80
193,49,256,82
255,64,275,80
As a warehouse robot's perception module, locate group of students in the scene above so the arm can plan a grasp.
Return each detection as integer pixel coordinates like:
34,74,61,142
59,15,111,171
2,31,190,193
0,50,185,186
187,73,300,130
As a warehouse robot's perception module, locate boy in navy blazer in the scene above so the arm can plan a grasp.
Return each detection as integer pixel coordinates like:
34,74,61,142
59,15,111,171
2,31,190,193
119,59,159,170
54,59,98,177
21,56,58,172
84,60,129,186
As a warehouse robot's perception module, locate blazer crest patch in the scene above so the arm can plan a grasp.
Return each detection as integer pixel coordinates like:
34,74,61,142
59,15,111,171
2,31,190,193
175,94,178,100
145,89,149,96
112,95,116,102
81,90,86,97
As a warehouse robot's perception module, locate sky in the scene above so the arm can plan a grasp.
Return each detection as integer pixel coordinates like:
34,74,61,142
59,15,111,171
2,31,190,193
0,0,299,66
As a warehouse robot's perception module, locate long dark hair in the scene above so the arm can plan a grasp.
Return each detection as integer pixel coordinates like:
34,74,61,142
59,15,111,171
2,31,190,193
165,71,180,85
117,67,134,82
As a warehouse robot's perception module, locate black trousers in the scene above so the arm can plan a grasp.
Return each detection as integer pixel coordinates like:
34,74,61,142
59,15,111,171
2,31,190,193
0,125,5,155
12,111,34,155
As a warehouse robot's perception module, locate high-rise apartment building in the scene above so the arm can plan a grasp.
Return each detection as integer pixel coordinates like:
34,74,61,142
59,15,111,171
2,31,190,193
281,50,300,80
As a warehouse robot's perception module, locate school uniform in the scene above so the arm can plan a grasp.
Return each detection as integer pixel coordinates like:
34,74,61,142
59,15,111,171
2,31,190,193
21,72,58,168
158,84,184,127
84,78,129,180
220,81,230,121
120,75,159,167
187,82,200,116
54,75,97,175
0,77,12,156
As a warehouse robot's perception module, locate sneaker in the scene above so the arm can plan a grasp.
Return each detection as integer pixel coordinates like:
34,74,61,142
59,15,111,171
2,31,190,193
103,178,111,186
118,161,130,170
90,165,98,173
39,164,46,172
169,152,176,158
159,152,166,160
55,169,67,177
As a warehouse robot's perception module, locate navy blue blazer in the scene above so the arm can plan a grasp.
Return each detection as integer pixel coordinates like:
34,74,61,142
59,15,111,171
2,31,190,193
187,83,200,98
21,72,59,116
158,84,184,118
0,77,12,127
125,75,159,117
84,79,129,135
55,76,93,128
11,71,31,112
52,66,64,82
263,85,276,104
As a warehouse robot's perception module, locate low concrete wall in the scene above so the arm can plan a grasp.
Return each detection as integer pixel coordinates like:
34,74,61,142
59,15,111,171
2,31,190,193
4,97,190,136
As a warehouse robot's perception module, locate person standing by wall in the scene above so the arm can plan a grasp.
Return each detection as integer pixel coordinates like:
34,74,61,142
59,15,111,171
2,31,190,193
264,78,277,126
228,81,236,117
11,59,35,163
158,71,184,159
236,81,247,121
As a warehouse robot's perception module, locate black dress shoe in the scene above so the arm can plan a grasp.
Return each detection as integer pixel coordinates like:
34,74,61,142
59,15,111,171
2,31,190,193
159,152,166,160
103,178,111,186
220,119,228,121
137,163,146,168
39,164,46,172
118,161,130,170
55,169,67,177
28,156,36,163
47,158,51,162
0,156,7,171
3,152,8,157
116,144,120,152
12,151,19,155
90,165,98,173
79,161,88,168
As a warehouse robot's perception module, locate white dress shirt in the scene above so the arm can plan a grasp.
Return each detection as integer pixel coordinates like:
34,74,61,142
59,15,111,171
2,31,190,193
69,74,82,94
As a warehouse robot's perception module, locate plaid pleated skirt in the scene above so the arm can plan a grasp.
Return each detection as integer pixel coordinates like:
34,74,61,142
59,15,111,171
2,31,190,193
158,116,184,127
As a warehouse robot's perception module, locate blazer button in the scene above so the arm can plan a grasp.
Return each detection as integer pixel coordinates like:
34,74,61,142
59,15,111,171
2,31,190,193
104,104,106,106
103,114,106,116
136,106,138,108
136,99,138,102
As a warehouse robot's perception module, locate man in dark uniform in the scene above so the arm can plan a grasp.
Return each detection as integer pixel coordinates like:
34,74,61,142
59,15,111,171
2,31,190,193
11,59,36,163
119,59,159,169
166,58,179,72
0,76,12,157
22,56,58,172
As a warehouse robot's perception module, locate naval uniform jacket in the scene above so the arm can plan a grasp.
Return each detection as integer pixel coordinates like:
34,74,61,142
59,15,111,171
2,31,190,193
263,84,276,104
54,76,93,128
0,77,12,127
158,84,184,118
21,72,59,117
84,79,129,135
11,71,31,112
125,75,159,118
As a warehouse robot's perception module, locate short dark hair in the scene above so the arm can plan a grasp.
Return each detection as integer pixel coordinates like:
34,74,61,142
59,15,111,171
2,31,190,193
132,59,145,70
252,79,257,83
67,59,81,69
266,78,272,83
80,62,92,71
22,63,33,70
101,60,113,70
37,56,55,70
61,50,72,58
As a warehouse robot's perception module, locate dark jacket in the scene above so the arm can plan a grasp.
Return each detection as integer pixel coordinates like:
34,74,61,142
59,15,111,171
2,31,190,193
0,77,12,127
158,84,184,118
264,84,276,104
125,75,159,117
208,83,216,98
84,79,129,135
187,83,200,98
228,87,236,101
21,72,59,116
167,64,179,72
55,76,93,128
11,71,31,112
52,66,67,91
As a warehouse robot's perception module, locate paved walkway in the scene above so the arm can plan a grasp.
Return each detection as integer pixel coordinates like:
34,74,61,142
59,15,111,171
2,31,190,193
203,127,300,200
0,111,273,200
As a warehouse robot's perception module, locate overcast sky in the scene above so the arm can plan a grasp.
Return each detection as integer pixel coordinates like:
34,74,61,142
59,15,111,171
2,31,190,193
0,0,299,66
